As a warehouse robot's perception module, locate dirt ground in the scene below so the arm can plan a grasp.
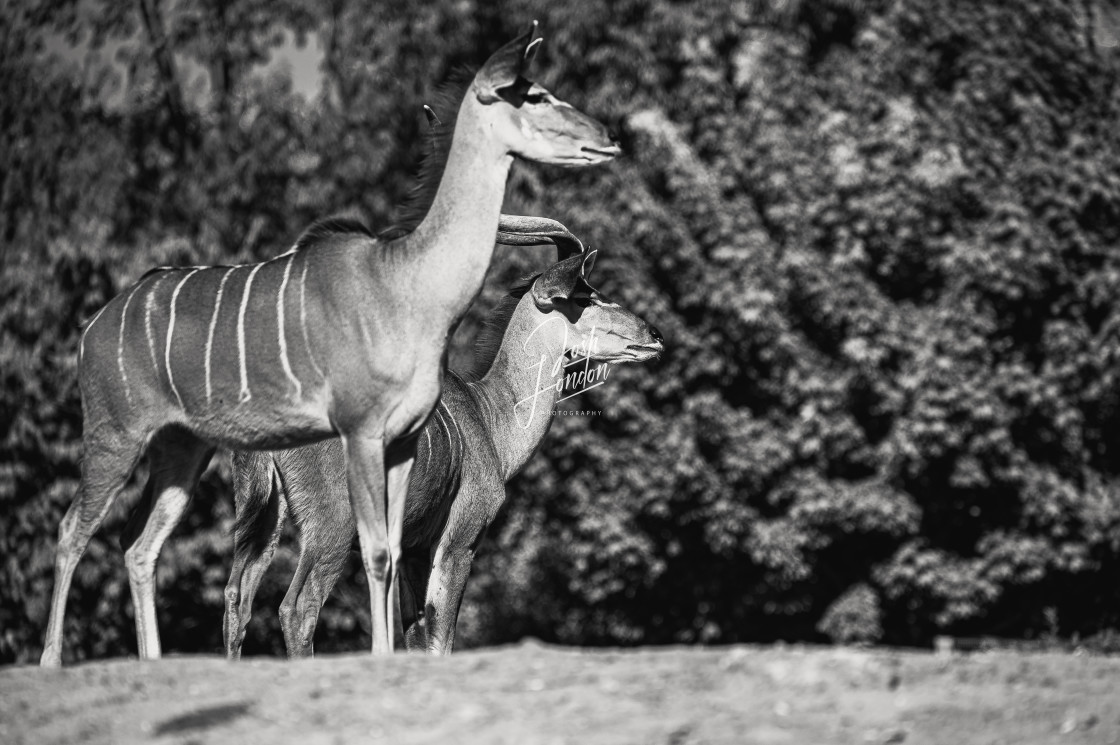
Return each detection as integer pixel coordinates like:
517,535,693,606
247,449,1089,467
2,642,1118,744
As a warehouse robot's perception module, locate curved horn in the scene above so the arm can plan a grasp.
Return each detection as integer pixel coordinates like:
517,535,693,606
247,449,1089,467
495,215,584,262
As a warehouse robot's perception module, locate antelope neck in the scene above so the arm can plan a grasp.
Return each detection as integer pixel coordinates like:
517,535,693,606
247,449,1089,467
473,300,573,479
388,97,514,327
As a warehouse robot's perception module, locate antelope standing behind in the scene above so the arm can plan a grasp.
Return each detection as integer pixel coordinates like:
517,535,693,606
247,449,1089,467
40,23,621,666
222,234,663,657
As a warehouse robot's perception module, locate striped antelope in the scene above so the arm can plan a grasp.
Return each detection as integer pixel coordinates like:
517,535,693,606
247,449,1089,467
221,231,663,657
40,23,621,666
112,214,622,658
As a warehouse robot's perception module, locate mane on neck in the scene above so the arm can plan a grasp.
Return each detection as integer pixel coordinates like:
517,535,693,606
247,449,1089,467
469,274,540,379
292,216,375,250
378,69,475,242
287,72,472,254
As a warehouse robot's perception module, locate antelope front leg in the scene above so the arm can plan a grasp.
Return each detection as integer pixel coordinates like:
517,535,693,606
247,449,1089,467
385,443,416,647
423,542,476,656
342,431,394,654
423,479,498,655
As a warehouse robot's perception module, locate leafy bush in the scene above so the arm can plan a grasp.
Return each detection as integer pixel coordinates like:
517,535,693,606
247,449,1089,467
817,583,883,645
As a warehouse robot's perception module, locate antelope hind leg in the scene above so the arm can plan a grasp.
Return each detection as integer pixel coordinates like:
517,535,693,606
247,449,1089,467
123,427,213,660
280,543,348,659
224,496,285,660
224,454,287,660
41,430,147,667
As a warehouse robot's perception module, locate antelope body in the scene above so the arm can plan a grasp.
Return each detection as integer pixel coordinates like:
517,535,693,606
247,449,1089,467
40,23,621,666
223,240,663,656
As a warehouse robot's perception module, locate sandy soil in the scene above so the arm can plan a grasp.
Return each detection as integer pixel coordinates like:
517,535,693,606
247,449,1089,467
2,642,1118,744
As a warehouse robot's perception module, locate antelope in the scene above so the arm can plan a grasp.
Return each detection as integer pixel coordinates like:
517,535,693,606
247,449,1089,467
40,22,621,666
113,214,628,657
221,232,663,657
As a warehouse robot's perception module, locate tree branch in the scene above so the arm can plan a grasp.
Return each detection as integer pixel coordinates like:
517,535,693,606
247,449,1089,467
137,0,189,156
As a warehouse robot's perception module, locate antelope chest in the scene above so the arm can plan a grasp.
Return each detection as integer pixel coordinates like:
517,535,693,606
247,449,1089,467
384,357,445,441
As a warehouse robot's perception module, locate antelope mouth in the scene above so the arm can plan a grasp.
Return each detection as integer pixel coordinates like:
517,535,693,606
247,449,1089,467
617,341,663,361
546,147,619,167
580,144,622,160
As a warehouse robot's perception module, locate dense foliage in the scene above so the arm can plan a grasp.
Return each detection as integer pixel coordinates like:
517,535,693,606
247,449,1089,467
3,0,1120,663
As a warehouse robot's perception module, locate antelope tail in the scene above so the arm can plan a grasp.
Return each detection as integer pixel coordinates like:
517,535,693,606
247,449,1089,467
231,451,282,557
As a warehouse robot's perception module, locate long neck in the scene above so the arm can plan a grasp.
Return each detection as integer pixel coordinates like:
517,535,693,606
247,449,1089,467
472,301,571,480
391,95,513,326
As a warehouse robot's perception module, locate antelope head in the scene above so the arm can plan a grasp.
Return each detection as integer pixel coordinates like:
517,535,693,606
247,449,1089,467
473,22,621,166
526,238,664,364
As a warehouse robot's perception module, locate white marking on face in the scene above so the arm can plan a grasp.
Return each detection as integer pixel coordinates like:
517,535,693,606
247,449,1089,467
205,267,237,405
277,254,302,400
165,269,201,410
298,259,324,379
237,263,264,403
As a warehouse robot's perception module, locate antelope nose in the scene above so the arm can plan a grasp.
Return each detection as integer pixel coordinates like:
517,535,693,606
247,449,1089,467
649,325,664,343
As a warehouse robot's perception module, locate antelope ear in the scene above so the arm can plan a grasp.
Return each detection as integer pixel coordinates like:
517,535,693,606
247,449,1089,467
580,246,598,279
530,253,584,307
475,21,540,102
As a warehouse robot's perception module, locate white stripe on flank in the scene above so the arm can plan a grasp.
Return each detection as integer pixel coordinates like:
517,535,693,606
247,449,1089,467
165,269,201,410
237,263,264,403
78,303,110,363
145,275,167,375
434,407,453,456
277,254,302,399
205,267,238,405
440,401,464,458
469,381,493,429
424,428,432,472
117,283,143,403
298,259,324,378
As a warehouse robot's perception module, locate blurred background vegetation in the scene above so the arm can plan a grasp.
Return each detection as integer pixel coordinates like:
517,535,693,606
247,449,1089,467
4,0,1120,664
